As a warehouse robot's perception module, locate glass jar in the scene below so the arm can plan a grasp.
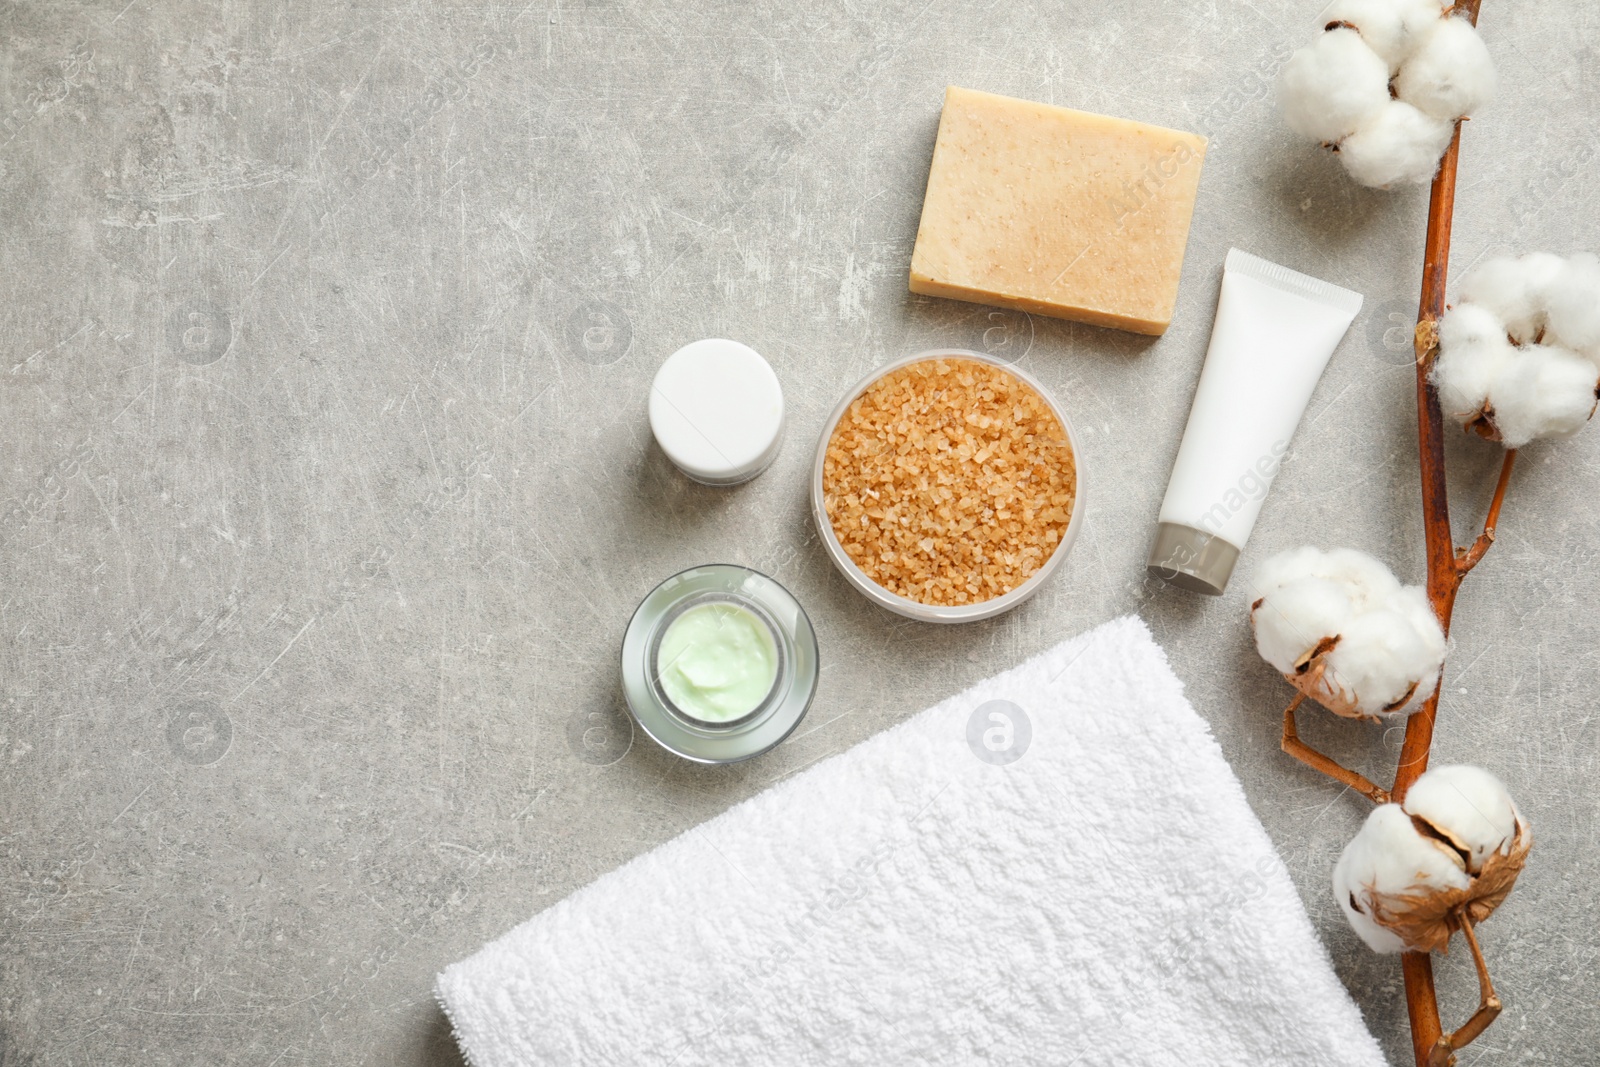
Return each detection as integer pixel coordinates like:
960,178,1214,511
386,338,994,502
621,564,819,763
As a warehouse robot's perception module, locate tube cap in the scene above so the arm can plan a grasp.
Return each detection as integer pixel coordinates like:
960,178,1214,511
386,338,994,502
1147,522,1240,596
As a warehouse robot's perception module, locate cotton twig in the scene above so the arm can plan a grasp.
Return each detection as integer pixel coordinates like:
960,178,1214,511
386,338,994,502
1426,911,1503,1067
1279,693,1391,803
1458,449,1516,574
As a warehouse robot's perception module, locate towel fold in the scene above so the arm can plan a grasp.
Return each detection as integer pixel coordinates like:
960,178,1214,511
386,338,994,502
437,615,1386,1067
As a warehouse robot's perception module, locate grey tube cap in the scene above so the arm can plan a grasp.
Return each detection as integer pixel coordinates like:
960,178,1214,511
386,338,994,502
1147,522,1241,596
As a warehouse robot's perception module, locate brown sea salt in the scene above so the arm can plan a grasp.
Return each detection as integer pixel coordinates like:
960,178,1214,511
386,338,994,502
822,358,1076,606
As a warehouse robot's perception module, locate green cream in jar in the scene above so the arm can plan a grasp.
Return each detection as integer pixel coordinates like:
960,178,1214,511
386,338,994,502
623,564,818,762
656,601,780,724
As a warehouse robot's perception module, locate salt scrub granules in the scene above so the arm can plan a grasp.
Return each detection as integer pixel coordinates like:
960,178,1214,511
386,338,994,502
1433,252,1600,446
1278,1,1496,188
821,358,1076,607
1249,546,1446,720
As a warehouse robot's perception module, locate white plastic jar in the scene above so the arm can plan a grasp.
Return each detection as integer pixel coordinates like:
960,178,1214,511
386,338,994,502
649,339,785,485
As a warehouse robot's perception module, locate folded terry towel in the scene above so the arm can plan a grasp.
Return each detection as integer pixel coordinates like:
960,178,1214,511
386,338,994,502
437,615,1386,1067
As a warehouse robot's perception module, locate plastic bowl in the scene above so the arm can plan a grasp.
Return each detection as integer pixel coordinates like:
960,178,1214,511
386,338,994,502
810,349,1085,624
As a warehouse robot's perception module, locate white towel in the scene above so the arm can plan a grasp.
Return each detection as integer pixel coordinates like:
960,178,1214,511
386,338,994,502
436,616,1387,1067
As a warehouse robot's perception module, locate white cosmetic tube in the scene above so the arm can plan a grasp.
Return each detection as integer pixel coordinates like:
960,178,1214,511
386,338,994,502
1149,249,1363,595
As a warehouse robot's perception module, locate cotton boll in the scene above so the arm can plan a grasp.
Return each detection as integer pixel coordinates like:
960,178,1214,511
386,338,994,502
1322,0,1449,70
1249,547,1443,721
1333,804,1470,954
1484,344,1600,447
1394,15,1497,121
1543,252,1600,359
1402,765,1522,874
1338,101,1456,187
1434,304,1516,421
1334,767,1531,954
1279,28,1392,143
1446,253,1600,444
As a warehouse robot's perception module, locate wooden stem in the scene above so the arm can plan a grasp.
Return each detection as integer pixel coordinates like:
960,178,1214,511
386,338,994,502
1394,94,1468,803
1280,694,1390,803
1393,4,1505,1064
1403,952,1445,1067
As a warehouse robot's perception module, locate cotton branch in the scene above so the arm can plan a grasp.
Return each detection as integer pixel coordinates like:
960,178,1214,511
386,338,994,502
1389,4,1523,1064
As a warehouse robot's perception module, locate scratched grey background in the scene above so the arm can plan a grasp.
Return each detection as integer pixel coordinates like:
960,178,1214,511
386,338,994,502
1,0,1596,1063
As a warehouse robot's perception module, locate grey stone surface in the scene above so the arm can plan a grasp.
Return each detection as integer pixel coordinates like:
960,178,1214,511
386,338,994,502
1,1,1595,1063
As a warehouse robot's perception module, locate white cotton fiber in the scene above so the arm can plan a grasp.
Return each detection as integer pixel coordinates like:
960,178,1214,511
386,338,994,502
1252,576,1359,676
1542,252,1600,359
1401,764,1521,874
1322,0,1449,70
1251,545,1400,605
1454,257,1527,331
1433,304,1515,419
1439,253,1600,445
1280,1,1494,192
1333,803,1470,954
1486,345,1600,447
1278,27,1393,143
1249,547,1445,720
1455,253,1568,343
1338,100,1456,187
1251,547,1391,684
1323,589,1445,714
1395,15,1497,121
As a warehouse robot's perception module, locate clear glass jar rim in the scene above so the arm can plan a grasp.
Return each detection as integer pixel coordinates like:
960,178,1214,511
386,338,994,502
621,564,820,763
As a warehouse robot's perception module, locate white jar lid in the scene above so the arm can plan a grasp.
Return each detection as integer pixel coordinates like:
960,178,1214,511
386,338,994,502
649,339,785,485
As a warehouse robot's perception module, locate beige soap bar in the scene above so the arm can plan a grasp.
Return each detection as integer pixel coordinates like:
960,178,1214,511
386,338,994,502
910,86,1207,336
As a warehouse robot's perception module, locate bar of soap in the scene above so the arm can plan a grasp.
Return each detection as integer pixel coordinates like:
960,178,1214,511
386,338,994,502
910,86,1208,337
